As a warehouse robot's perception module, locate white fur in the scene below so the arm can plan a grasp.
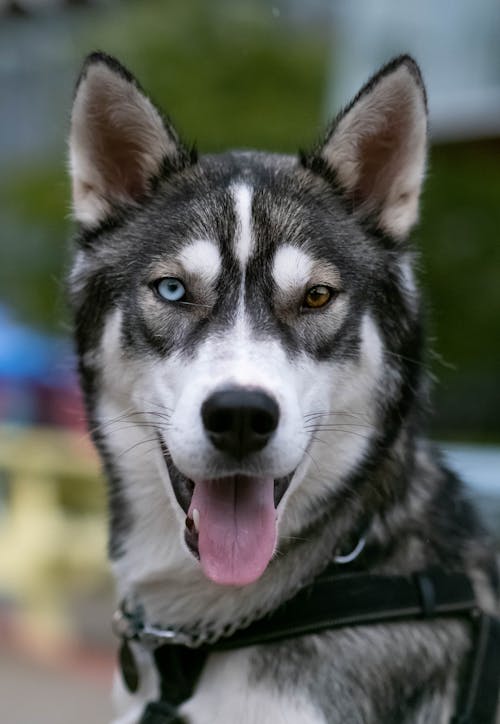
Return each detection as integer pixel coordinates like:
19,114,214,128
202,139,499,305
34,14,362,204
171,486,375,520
178,239,221,285
178,239,221,284
164,329,310,482
69,249,91,298
96,310,194,592
232,184,254,266
399,253,419,315
279,312,384,540
179,648,325,723
272,244,313,292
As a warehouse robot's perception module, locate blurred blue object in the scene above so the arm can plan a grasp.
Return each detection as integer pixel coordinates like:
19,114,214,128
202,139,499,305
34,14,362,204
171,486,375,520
442,443,500,493
0,304,82,427
0,304,72,386
441,443,500,540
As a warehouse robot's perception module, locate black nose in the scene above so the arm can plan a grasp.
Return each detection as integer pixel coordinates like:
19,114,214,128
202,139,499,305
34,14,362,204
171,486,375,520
201,388,280,458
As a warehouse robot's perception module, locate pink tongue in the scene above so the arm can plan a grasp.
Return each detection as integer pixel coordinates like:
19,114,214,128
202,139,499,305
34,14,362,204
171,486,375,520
188,476,276,586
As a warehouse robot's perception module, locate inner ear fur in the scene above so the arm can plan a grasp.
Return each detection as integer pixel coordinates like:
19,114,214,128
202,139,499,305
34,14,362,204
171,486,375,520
305,56,428,240
69,52,190,228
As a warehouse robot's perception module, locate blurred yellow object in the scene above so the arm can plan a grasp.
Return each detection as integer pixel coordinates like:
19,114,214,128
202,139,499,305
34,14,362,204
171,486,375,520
0,425,109,645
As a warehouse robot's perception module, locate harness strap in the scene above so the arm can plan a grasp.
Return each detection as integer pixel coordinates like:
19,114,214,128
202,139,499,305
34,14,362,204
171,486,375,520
153,644,207,708
131,569,499,724
140,701,185,724
138,645,209,724
212,568,477,650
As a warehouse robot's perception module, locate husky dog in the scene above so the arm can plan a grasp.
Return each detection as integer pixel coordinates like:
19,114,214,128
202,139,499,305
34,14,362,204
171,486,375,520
68,53,498,723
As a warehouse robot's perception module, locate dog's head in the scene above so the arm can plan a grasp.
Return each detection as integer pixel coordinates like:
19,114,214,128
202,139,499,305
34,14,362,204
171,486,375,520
69,53,427,586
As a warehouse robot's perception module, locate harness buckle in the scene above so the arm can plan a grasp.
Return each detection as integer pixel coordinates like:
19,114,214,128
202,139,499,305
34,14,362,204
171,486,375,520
140,624,195,649
112,607,136,640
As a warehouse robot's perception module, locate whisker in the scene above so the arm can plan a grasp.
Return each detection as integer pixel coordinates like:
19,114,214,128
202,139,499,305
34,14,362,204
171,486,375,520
118,437,161,459
303,410,369,421
310,429,372,442
100,424,165,439
87,406,139,435
308,435,330,447
384,349,426,367
300,444,322,473
305,422,375,430
179,301,211,309
279,535,312,544
136,398,174,414
90,406,172,436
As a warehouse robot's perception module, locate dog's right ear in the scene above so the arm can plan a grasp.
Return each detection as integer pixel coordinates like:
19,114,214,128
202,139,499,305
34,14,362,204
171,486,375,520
69,52,192,228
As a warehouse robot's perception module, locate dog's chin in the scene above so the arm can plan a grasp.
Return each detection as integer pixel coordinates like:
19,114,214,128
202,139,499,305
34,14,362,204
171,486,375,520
160,444,294,587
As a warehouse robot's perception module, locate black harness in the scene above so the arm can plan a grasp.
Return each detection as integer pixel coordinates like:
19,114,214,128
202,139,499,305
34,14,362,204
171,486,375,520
115,566,500,724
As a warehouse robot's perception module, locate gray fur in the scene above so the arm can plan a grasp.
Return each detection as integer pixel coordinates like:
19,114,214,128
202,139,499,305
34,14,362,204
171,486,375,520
68,52,499,723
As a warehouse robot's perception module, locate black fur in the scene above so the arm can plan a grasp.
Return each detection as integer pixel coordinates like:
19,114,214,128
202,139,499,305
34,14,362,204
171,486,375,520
68,53,498,722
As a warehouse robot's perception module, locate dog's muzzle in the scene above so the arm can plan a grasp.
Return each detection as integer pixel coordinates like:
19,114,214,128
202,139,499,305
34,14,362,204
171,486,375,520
161,387,295,587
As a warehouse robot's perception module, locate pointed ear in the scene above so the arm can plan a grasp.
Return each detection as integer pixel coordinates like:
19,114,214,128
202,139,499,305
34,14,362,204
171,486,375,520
305,56,428,239
69,52,193,228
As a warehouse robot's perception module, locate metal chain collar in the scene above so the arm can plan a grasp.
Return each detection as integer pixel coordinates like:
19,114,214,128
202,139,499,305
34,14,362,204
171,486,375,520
111,535,367,650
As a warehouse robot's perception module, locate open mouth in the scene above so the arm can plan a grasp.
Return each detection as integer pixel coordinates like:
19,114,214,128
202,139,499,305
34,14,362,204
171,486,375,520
160,441,293,587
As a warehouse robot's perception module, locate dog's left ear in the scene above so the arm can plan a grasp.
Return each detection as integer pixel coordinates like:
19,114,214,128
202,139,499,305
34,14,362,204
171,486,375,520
305,56,428,239
69,52,192,228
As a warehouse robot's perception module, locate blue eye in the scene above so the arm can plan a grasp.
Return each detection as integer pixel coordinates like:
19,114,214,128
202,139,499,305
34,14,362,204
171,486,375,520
155,277,186,302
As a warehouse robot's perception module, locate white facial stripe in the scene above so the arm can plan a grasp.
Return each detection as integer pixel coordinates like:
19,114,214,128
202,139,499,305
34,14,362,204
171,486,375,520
178,239,221,284
360,312,384,372
272,244,313,293
232,184,254,267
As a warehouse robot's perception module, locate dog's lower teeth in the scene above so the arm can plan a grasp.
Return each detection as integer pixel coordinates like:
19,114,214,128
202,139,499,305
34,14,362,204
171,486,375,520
192,508,200,532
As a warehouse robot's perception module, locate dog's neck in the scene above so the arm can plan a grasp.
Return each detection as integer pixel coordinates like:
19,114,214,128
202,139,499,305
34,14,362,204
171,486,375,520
104,419,426,635
114,507,366,639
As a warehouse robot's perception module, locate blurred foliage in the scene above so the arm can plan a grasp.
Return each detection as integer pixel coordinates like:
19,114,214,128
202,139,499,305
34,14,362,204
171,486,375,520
0,0,499,438
420,142,500,372
1,166,70,330
78,0,327,152
418,141,500,440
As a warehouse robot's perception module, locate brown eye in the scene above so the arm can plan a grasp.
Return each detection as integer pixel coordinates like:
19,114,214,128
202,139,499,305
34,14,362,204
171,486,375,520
303,284,334,310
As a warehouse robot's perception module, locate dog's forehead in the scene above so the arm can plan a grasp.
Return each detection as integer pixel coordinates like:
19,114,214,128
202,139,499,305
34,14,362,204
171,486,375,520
163,185,316,295
152,153,358,284
99,150,377,305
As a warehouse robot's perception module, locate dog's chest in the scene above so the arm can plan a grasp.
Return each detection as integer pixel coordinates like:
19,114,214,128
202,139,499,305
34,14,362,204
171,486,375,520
179,647,326,724
175,622,466,724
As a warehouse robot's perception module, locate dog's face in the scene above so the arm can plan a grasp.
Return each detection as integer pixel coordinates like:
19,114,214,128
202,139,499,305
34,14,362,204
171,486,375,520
69,54,427,587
